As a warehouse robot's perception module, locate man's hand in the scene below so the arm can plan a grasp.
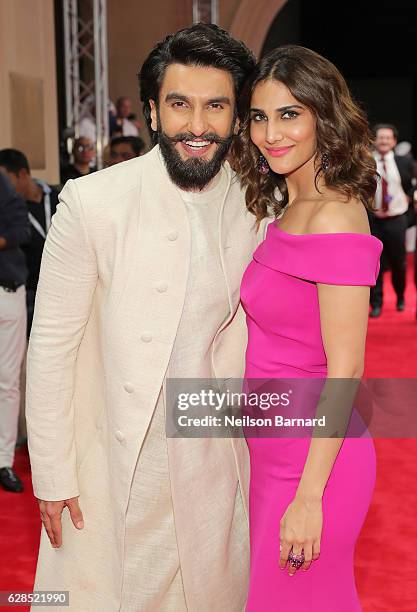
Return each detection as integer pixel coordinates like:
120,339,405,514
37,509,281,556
38,497,84,548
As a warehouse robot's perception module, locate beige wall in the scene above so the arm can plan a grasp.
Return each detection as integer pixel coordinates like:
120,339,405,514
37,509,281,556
0,0,59,183
229,0,288,57
219,0,243,30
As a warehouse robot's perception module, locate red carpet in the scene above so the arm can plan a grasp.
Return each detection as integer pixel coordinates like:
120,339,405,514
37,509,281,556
364,253,417,379
0,446,40,611
0,256,416,611
354,253,417,611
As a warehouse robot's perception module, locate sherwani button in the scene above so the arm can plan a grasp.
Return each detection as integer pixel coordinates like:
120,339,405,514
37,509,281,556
124,382,134,393
115,430,125,442
141,333,153,343
156,283,168,293
167,231,178,241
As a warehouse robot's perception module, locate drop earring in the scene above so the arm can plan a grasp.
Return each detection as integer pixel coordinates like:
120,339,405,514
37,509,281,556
258,154,270,175
322,152,330,171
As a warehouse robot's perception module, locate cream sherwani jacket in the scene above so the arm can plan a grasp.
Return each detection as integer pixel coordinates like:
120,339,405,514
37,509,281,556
26,145,263,611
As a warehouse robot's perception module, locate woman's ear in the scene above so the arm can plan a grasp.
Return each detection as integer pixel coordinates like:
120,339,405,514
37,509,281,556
149,100,157,131
234,117,241,135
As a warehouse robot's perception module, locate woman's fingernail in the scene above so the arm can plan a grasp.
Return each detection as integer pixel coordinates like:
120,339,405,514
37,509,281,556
77,521,84,529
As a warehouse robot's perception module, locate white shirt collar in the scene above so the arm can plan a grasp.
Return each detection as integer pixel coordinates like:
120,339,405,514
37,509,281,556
375,149,394,161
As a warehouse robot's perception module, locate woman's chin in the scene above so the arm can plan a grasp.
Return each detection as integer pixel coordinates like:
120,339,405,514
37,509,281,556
268,160,295,175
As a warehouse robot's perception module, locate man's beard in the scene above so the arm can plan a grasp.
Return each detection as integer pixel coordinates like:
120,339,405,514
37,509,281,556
157,120,235,190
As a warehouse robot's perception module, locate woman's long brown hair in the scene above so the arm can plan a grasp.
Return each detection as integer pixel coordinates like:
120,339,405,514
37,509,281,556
230,45,377,222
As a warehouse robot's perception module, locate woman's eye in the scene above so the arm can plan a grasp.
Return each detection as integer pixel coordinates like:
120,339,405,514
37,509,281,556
282,110,299,119
251,113,266,122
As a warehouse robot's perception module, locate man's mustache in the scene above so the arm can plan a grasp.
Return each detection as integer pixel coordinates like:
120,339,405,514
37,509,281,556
166,132,232,145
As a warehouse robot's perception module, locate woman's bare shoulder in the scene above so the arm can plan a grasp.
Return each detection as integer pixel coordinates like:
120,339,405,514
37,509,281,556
307,197,370,235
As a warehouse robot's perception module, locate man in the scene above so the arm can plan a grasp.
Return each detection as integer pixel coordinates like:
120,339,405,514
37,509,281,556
112,96,140,136
0,172,30,493
0,149,58,336
369,124,415,317
61,136,96,184
109,135,145,165
26,24,262,611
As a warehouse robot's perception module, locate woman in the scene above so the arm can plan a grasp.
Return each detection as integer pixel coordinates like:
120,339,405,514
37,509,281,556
232,46,382,610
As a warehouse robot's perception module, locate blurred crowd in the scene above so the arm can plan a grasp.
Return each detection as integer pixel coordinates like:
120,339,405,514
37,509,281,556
63,94,147,184
0,115,416,493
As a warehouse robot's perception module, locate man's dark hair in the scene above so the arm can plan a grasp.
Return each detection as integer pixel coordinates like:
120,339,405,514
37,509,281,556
139,23,256,144
116,96,128,106
110,136,145,156
0,148,30,174
374,123,399,140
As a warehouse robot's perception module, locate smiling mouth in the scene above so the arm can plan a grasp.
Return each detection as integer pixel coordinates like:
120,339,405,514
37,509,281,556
265,145,295,158
180,140,214,157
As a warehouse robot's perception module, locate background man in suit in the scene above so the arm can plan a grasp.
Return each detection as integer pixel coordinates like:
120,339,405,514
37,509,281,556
0,149,59,337
369,124,415,317
0,172,30,493
60,137,97,184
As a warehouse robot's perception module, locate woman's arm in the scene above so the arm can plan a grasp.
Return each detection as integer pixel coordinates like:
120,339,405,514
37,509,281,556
297,282,370,497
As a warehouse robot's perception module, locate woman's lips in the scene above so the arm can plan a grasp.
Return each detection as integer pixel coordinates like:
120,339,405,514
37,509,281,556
265,145,294,158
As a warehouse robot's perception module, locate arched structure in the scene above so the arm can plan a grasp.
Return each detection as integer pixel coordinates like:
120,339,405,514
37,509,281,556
229,0,288,57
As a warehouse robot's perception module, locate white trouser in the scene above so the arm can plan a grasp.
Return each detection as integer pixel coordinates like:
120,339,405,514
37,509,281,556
0,285,27,468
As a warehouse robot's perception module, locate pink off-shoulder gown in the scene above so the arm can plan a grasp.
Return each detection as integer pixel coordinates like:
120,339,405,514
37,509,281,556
240,220,383,611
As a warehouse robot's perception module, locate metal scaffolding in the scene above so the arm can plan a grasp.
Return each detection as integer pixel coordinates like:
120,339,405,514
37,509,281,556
63,0,109,169
193,0,219,24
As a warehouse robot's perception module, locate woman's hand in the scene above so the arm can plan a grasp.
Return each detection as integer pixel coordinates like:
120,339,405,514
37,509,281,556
279,494,323,575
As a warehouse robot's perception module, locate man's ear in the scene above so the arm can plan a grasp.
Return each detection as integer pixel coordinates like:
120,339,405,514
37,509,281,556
149,100,157,132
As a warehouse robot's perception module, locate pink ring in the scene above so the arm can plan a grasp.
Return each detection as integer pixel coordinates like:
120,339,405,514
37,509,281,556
288,550,305,569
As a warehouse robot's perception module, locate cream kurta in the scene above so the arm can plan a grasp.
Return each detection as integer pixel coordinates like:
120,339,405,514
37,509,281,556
26,146,263,611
